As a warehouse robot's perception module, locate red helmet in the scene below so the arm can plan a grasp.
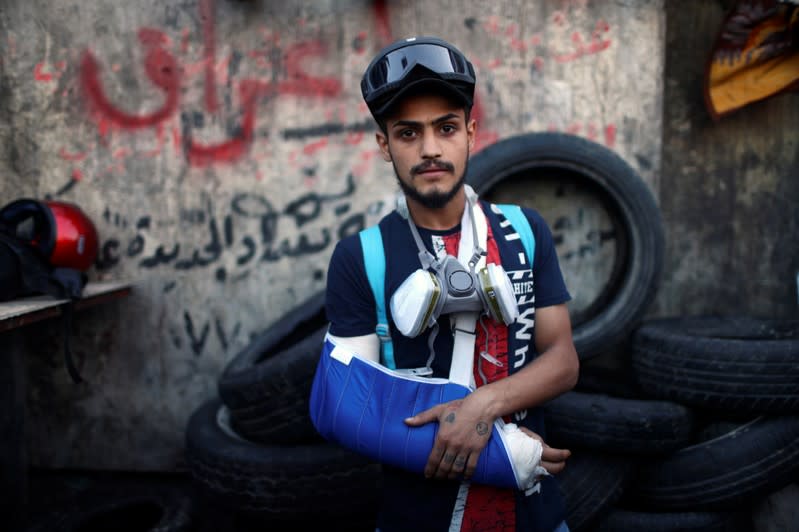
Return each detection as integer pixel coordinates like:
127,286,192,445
0,198,99,271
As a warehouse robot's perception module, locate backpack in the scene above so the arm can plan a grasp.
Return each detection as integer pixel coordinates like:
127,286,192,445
0,231,86,302
0,222,89,383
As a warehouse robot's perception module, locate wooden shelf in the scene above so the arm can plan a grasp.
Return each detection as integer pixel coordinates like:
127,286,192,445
0,280,133,333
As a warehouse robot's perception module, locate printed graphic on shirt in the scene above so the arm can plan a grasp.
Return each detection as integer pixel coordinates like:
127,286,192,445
438,228,510,388
490,204,537,378
327,203,566,531
439,220,517,532
461,484,516,532
431,234,447,259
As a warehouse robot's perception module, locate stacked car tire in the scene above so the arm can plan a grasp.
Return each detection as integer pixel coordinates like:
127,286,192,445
467,133,799,531
549,317,799,531
183,291,382,531
183,132,799,531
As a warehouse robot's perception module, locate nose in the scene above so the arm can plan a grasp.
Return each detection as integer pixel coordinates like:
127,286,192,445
420,130,442,160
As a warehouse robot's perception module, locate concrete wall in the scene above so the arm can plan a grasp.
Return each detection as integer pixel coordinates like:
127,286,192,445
653,0,799,320
0,0,664,470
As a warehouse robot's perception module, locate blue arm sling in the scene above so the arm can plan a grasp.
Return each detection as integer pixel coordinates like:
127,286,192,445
310,204,536,489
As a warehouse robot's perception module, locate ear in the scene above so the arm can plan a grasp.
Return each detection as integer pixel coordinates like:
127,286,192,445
376,131,392,162
466,118,477,151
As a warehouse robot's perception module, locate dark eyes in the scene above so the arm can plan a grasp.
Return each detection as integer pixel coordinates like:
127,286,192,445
398,124,457,139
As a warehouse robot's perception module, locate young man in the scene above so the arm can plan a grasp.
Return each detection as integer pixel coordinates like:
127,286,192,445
325,36,579,531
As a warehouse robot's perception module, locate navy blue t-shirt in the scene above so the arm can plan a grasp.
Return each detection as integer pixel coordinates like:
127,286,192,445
326,200,570,532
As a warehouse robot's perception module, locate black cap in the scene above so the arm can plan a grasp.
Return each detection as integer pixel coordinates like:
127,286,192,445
374,74,472,119
361,36,476,121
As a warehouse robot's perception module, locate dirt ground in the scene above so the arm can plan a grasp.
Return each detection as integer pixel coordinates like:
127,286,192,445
24,468,377,532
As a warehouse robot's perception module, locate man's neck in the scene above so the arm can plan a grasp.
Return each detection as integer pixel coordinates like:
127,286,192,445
404,187,468,231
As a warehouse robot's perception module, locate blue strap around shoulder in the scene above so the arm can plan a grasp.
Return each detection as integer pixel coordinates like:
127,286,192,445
358,206,534,369
358,225,396,369
496,204,535,268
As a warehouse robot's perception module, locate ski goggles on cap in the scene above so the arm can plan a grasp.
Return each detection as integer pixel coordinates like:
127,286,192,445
361,37,476,112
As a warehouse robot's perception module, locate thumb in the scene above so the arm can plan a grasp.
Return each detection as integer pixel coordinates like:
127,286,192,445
405,404,442,426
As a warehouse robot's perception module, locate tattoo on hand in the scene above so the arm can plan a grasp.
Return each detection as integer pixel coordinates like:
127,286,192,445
444,453,455,464
454,456,466,469
445,412,456,423
476,421,489,436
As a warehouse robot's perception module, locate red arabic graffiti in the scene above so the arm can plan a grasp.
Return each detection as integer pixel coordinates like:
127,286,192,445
373,0,393,46
45,0,621,188
77,0,342,169
81,29,180,129
59,147,89,162
199,0,219,113
552,19,611,64
478,11,612,68
187,81,258,167
34,61,66,81
471,97,499,153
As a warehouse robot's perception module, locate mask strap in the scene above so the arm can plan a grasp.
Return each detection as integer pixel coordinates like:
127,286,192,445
425,322,439,368
450,189,484,388
405,213,438,271
395,186,488,384
398,186,486,273
449,312,478,387
395,320,439,378
460,189,486,274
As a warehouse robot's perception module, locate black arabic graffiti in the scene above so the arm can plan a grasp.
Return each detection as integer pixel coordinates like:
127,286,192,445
180,311,242,356
96,174,379,282
551,209,617,261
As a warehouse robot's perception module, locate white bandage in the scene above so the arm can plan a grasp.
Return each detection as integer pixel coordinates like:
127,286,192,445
501,422,549,491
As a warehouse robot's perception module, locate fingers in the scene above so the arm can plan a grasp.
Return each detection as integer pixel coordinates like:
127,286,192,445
541,459,567,474
518,426,571,474
405,404,444,426
425,447,471,480
541,445,570,474
541,445,570,464
518,426,543,443
463,452,479,480
429,450,463,479
441,452,469,480
424,445,446,478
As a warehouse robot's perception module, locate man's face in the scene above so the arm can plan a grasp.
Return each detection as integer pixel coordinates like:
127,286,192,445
376,93,476,209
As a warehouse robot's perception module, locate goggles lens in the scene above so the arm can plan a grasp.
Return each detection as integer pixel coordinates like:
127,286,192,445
369,44,469,90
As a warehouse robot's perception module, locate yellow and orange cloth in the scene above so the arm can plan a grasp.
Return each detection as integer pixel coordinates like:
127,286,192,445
705,0,799,119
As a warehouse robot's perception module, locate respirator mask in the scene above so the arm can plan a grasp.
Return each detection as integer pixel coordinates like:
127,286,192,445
389,188,519,340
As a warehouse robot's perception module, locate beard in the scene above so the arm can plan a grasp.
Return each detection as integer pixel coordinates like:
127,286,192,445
393,158,469,210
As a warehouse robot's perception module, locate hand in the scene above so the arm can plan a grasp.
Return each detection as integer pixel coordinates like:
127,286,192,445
518,427,570,474
404,397,493,481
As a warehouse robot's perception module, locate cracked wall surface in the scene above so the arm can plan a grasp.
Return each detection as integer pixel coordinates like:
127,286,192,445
0,0,667,470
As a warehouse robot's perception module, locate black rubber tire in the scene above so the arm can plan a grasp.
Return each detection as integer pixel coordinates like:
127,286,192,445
632,316,799,413
217,291,328,444
466,132,664,360
184,398,381,518
543,391,694,455
632,416,799,511
573,342,643,399
27,487,193,532
227,326,326,444
574,362,643,399
557,451,637,532
595,509,751,532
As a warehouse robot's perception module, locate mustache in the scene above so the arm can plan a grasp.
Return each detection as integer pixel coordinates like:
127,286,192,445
411,159,455,175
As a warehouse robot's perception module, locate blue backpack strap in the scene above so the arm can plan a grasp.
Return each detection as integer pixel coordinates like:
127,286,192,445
496,204,535,268
358,225,396,369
